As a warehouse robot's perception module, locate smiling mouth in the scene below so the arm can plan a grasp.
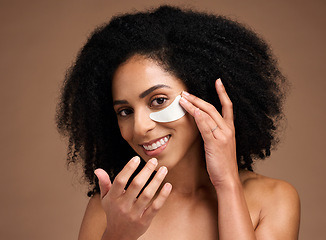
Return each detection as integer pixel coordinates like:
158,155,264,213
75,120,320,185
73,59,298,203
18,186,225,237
142,135,170,151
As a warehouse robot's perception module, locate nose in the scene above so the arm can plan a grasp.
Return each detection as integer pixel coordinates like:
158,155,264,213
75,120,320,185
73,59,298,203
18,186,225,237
133,108,156,136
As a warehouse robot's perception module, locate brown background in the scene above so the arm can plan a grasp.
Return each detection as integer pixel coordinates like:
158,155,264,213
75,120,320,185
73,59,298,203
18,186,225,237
0,0,325,239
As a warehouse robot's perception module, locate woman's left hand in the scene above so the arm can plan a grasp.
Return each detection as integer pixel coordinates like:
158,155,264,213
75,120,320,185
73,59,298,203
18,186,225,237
179,78,239,189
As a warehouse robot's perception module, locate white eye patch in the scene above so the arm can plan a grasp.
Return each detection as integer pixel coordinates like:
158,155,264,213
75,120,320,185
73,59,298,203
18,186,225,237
149,95,186,123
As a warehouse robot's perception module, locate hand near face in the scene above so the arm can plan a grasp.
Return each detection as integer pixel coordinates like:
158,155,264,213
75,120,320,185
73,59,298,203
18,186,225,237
94,157,172,240
179,79,238,188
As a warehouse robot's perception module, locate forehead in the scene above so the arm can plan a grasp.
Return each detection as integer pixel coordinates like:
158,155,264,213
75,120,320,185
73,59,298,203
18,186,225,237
112,56,185,99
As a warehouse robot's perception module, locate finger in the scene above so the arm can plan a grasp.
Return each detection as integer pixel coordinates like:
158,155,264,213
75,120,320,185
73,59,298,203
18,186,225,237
180,91,226,129
180,96,220,132
109,156,141,198
94,168,112,199
193,107,217,143
215,78,234,124
142,182,172,221
133,166,168,214
124,158,158,201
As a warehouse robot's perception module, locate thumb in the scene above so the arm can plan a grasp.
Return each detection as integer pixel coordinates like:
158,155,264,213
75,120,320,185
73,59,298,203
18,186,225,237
94,168,112,199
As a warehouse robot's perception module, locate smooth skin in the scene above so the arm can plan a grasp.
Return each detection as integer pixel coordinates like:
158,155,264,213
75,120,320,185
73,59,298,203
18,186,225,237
78,56,300,240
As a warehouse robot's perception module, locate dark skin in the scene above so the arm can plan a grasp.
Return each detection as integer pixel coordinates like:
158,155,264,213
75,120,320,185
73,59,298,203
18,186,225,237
78,56,300,240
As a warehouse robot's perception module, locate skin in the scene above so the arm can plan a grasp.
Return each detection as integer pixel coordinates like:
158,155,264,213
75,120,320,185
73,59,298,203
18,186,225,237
78,55,300,240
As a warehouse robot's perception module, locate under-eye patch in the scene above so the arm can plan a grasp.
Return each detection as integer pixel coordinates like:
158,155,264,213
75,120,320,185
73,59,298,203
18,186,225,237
149,95,186,123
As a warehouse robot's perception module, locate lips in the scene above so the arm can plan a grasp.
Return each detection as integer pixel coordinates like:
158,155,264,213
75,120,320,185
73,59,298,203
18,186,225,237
142,135,170,151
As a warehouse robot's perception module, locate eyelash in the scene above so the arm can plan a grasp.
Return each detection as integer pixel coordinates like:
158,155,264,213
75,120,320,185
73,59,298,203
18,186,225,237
117,108,133,117
150,96,167,107
116,96,168,117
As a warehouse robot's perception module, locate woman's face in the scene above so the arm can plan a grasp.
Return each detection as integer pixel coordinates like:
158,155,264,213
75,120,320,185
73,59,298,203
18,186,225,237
112,55,201,169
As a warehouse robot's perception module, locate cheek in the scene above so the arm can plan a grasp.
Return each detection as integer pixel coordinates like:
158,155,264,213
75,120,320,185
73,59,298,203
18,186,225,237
118,121,133,142
174,114,200,139
183,114,199,130
183,116,200,141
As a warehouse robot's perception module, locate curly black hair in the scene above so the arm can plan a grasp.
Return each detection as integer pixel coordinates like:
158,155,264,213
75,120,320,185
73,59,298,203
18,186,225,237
56,5,287,196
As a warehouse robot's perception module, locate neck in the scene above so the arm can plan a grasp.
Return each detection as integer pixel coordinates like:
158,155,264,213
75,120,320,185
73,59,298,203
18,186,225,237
163,139,215,198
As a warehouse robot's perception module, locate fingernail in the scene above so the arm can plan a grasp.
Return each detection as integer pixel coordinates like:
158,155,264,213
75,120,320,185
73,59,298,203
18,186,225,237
217,78,222,85
149,158,158,165
182,91,190,96
132,156,140,163
164,183,172,191
158,166,167,174
180,96,188,104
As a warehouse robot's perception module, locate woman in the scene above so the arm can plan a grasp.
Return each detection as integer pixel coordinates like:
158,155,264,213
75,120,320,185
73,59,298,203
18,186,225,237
57,5,300,239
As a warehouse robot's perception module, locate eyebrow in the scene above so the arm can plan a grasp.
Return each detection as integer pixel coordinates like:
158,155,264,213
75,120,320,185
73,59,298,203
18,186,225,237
113,84,171,106
112,99,129,106
139,84,171,98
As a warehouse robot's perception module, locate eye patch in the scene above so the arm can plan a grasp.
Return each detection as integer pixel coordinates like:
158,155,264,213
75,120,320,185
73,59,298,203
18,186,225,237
149,95,186,122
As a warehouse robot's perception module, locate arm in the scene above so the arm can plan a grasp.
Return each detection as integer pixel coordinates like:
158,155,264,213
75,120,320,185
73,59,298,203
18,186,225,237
254,179,300,239
215,177,257,239
180,79,256,239
214,175,300,240
180,79,300,239
78,194,107,240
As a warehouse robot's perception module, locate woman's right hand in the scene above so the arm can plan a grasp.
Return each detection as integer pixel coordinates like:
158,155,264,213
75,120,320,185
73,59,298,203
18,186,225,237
94,156,172,240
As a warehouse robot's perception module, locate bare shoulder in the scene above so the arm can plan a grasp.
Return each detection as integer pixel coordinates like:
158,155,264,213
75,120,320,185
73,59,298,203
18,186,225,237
240,170,300,239
78,194,107,240
240,170,299,200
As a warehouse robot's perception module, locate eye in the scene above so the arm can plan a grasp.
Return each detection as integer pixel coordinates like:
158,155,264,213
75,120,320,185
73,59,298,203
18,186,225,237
117,108,133,117
151,97,167,107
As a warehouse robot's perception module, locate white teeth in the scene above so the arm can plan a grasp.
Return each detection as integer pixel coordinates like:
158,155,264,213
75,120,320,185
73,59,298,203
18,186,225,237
143,135,170,151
